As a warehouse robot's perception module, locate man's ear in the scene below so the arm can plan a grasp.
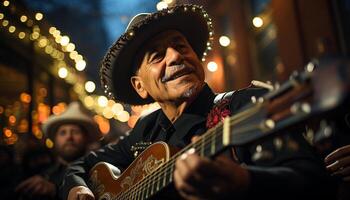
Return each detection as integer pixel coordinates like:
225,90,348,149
130,76,148,99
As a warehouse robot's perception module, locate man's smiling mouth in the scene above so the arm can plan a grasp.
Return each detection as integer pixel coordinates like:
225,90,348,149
161,64,194,83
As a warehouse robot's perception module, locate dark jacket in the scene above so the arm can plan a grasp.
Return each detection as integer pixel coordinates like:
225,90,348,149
61,84,334,199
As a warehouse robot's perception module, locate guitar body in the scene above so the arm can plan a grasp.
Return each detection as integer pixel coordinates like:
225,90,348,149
89,142,176,200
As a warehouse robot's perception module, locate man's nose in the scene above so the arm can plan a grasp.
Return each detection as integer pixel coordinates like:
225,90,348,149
66,131,74,139
165,47,183,66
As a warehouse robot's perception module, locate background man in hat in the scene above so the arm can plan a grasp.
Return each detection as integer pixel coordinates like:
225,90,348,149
62,5,333,200
16,101,100,200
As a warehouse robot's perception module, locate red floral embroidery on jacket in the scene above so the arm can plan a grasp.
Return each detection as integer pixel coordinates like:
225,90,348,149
206,98,231,129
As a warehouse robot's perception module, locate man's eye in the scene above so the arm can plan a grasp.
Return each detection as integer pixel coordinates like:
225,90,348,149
150,53,163,63
58,131,66,136
175,44,187,51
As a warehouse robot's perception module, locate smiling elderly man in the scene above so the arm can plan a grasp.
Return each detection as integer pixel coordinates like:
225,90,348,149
61,4,334,200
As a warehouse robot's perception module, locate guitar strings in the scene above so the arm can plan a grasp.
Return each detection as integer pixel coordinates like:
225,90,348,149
118,103,263,199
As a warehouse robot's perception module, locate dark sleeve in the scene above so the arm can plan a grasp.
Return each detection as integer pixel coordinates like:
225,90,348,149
243,133,334,199
229,88,335,199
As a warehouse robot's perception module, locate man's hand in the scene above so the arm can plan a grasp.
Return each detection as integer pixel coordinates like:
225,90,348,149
174,148,250,200
15,175,56,198
68,186,95,200
325,144,350,181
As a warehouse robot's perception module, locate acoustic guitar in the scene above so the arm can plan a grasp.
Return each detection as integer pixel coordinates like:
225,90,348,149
89,58,350,200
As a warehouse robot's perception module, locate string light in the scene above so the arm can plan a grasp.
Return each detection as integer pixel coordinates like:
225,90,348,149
60,35,70,46
3,1,10,7
252,17,264,28
49,27,56,34
219,35,230,47
2,20,9,27
38,37,48,47
117,111,130,122
112,103,123,115
35,13,43,21
98,96,108,107
30,32,40,40
84,96,94,108
20,15,27,22
85,81,96,93
66,43,75,52
75,60,86,71
207,61,218,72
58,67,68,78
8,25,16,33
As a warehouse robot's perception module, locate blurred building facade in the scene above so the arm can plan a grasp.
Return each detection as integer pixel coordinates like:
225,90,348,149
188,0,349,92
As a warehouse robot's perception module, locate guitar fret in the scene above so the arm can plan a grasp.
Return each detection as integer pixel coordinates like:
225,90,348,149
145,183,150,199
200,136,205,156
156,176,160,191
140,186,145,200
130,190,133,199
169,165,173,183
162,173,166,187
211,131,216,154
150,181,154,197
135,187,139,200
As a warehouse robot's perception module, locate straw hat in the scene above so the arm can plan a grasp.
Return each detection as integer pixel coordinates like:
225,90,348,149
100,4,213,105
42,102,101,142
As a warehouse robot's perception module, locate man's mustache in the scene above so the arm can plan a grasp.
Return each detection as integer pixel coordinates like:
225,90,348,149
62,141,77,148
161,64,194,83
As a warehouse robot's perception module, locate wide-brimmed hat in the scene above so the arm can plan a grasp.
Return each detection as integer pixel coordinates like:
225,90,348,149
100,4,213,105
42,102,101,142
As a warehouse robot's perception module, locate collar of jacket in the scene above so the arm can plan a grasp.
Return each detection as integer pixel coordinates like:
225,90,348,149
156,83,216,143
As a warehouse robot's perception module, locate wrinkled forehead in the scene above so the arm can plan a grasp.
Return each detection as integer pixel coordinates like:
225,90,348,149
133,30,190,71
145,30,189,50
57,123,83,131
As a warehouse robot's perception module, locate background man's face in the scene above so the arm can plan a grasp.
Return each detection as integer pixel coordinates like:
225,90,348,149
132,30,205,104
54,124,87,162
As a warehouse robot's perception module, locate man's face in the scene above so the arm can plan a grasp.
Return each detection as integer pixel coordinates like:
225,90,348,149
131,30,205,104
54,124,87,162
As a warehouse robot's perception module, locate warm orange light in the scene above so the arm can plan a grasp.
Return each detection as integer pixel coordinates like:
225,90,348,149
20,92,31,103
32,126,43,139
94,115,110,135
0,106,4,114
18,119,29,133
4,128,12,137
9,115,16,125
46,138,54,148
38,103,50,122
